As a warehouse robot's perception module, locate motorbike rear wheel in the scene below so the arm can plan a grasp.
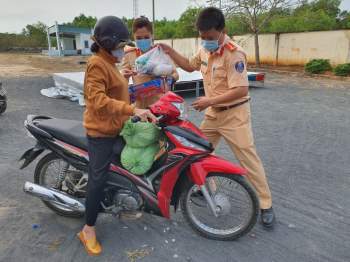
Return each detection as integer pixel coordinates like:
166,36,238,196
180,173,259,241
34,153,85,218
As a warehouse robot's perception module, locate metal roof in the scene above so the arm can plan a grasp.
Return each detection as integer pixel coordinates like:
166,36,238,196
48,24,92,36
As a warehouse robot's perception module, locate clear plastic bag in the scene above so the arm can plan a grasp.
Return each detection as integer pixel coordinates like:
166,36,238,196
135,46,174,77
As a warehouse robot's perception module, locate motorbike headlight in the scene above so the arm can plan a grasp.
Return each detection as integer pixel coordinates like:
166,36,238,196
172,134,206,151
172,102,188,119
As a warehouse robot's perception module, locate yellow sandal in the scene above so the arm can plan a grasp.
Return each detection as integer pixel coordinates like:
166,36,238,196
77,231,102,256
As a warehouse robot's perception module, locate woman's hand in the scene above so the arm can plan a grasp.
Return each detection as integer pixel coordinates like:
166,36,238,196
134,108,157,123
122,69,137,79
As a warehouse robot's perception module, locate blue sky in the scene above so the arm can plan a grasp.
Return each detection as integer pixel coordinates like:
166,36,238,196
0,0,349,33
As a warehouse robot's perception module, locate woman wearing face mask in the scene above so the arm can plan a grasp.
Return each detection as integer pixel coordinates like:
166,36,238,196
78,16,156,256
121,16,179,109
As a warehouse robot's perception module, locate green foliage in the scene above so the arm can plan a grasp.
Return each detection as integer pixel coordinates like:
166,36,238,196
155,19,177,39
338,11,350,29
333,63,350,76
268,10,336,32
309,0,341,17
174,7,202,38
65,14,97,28
226,16,249,36
122,17,133,37
305,59,332,74
262,0,342,33
0,22,48,51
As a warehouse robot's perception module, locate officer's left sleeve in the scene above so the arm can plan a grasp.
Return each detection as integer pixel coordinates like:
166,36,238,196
226,51,249,89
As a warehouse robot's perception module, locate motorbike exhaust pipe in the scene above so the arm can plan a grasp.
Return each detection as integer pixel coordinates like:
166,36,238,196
23,181,85,213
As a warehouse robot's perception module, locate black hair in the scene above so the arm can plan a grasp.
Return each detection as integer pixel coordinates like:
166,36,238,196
90,42,99,53
133,16,153,33
196,7,225,32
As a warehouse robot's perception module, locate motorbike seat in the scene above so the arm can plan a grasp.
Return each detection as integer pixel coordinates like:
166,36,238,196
36,118,88,150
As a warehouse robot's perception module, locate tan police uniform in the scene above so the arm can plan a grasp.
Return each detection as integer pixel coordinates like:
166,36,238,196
189,35,272,209
122,46,179,109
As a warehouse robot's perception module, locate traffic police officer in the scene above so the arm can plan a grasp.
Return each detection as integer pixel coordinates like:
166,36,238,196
159,7,275,228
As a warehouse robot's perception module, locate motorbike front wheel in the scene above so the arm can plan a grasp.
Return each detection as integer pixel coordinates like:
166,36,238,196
180,173,259,241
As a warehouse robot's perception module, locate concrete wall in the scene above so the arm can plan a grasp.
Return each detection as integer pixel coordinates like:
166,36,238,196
160,30,350,66
77,33,93,55
155,38,199,59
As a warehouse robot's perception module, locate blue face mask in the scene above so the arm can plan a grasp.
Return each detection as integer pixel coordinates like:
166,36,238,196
136,38,152,53
111,48,125,61
201,40,219,52
201,32,222,52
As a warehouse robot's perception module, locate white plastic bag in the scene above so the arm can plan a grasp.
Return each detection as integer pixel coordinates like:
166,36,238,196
135,46,174,77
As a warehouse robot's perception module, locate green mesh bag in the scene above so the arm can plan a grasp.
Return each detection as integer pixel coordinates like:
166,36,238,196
120,119,160,148
121,143,160,175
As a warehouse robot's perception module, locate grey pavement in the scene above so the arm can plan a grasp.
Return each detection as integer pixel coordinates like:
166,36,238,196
0,73,349,262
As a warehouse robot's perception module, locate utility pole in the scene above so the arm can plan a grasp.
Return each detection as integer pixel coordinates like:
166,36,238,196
152,0,155,37
133,0,139,18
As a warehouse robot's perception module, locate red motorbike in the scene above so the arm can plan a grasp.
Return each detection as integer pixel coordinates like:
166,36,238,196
20,92,259,241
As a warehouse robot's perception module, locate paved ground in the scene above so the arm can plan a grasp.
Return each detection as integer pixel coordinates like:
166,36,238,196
0,73,349,262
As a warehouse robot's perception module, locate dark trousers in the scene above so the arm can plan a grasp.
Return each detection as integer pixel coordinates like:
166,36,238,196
85,136,117,226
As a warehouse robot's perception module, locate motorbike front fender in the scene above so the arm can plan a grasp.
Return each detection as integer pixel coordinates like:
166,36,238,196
188,155,247,185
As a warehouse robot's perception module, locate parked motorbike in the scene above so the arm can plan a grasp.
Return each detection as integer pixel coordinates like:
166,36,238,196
0,82,7,114
20,91,259,241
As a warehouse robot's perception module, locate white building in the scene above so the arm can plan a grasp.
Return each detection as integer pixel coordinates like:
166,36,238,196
45,22,93,56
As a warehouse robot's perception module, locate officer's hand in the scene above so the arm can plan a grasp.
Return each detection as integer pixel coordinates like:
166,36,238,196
192,97,213,112
134,108,157,123
122,69,137,79
157,43,173,55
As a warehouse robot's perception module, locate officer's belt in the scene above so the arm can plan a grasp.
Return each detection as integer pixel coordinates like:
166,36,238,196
212,98,251,112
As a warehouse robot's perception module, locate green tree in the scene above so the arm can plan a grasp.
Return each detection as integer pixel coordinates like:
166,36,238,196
338,10,350,29
175,7,202,38
67,14,97,28
263,0,342,33
210,0,293,65
309,0,341,18
226,16,249,35
155,18,177,39
22,22,48,46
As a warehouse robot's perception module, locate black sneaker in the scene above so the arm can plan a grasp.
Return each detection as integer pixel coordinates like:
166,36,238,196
261,207,275,229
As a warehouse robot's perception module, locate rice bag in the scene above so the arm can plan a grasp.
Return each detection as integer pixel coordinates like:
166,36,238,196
121,143,160,175
120,119,160,148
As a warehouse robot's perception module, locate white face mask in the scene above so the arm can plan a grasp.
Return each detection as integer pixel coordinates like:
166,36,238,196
111,48,125,61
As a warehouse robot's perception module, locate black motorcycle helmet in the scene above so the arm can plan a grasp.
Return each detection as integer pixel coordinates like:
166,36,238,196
92,16,131,52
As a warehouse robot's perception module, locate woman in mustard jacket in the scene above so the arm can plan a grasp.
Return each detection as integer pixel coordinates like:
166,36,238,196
78,16,156,256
